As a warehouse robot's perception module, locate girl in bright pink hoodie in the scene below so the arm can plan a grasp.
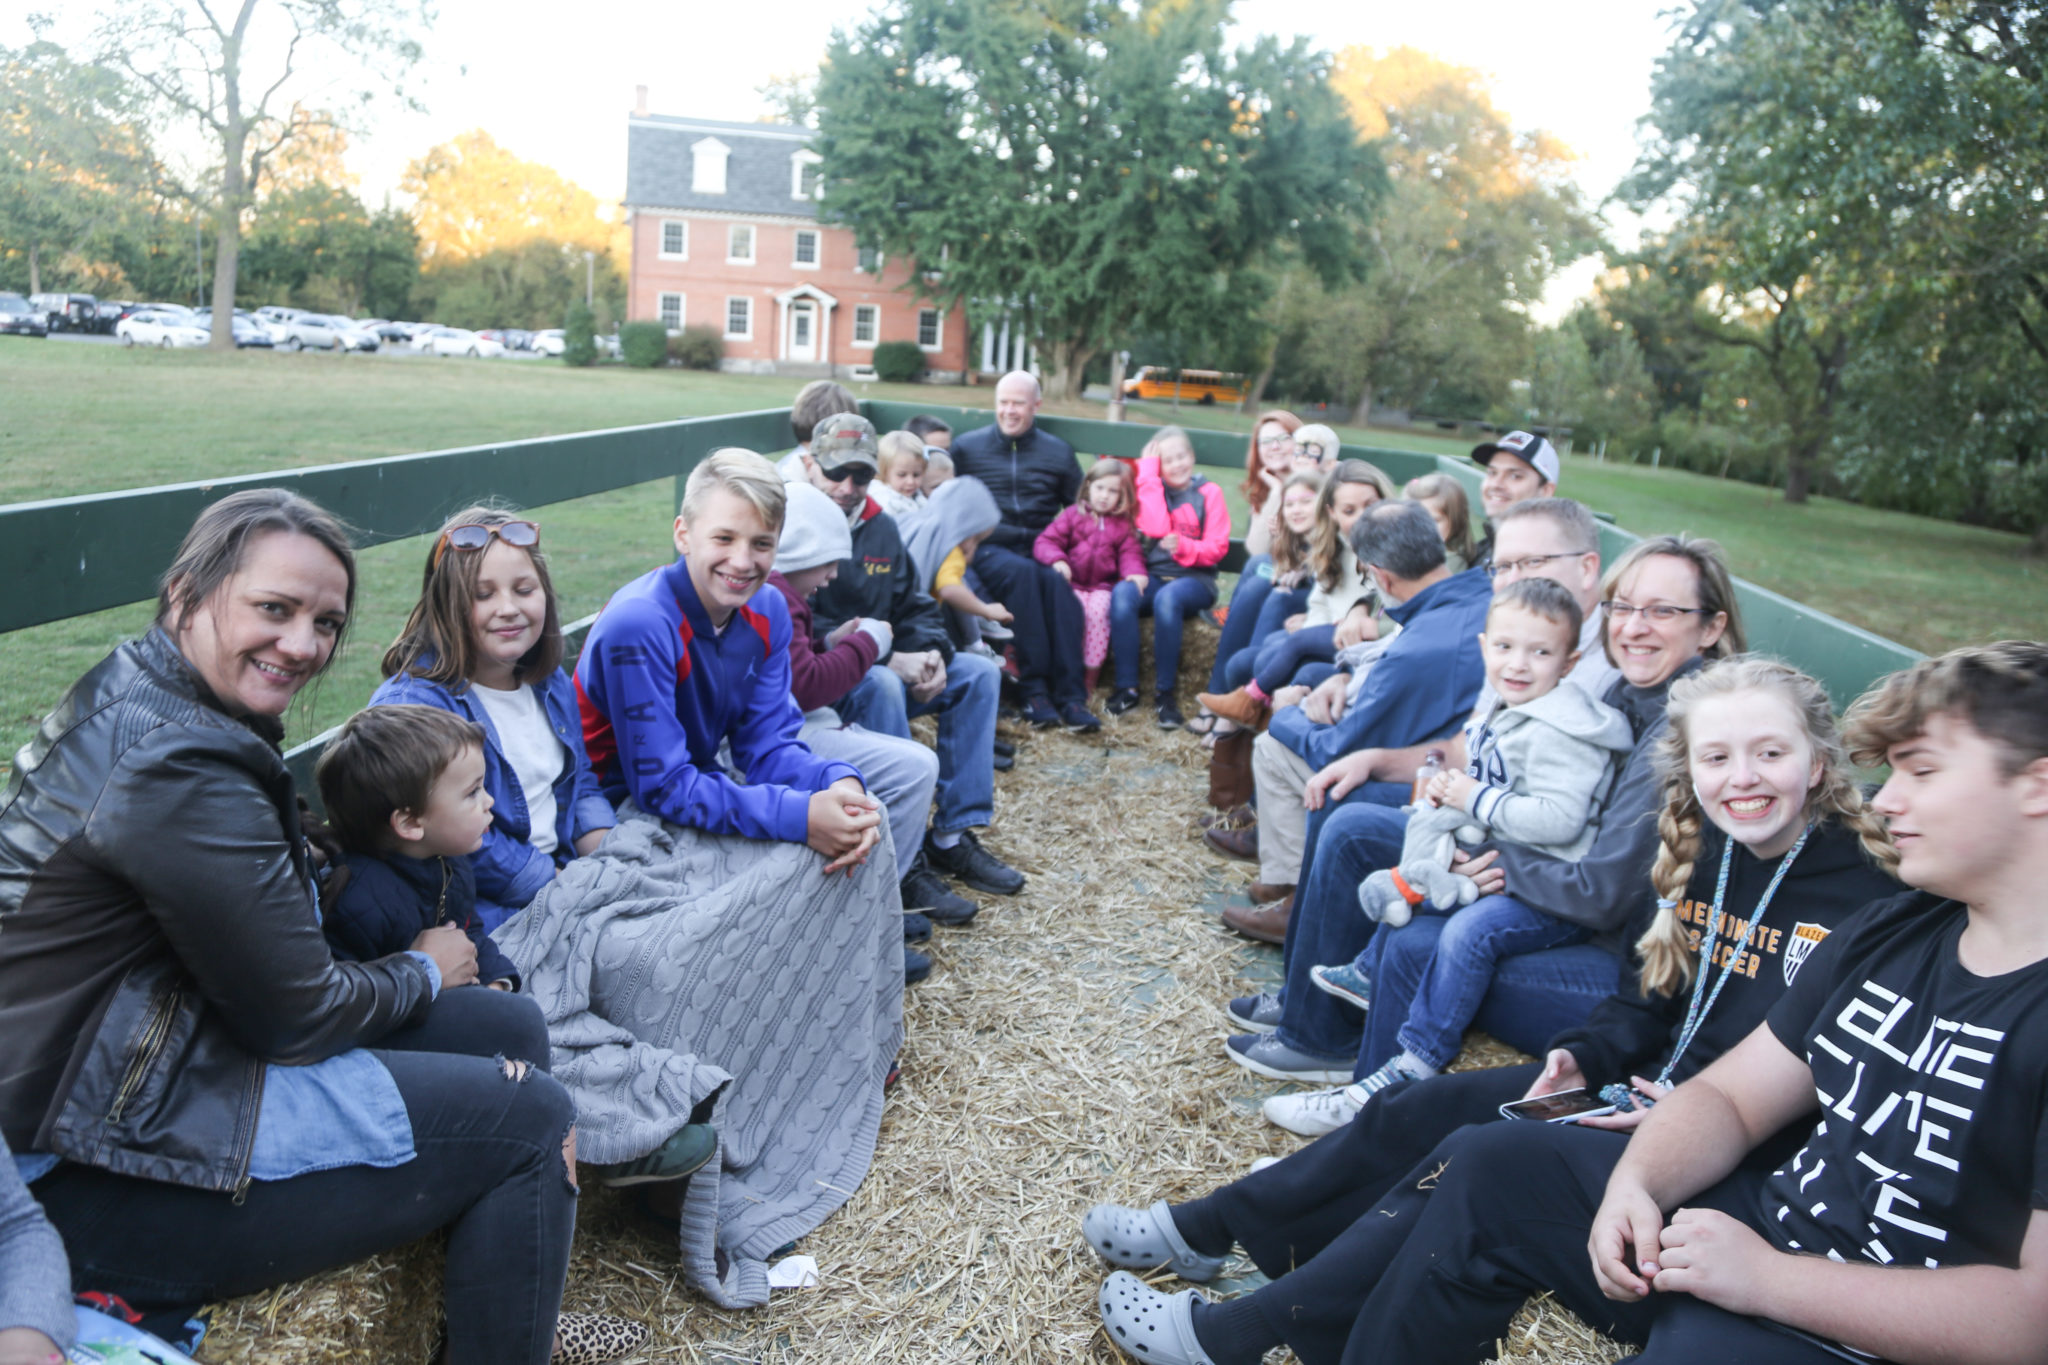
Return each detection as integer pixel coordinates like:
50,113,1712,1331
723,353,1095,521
1034,459,1148,693
1108,426,1231,725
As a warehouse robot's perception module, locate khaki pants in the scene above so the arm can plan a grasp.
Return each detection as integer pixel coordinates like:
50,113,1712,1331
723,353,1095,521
1252,732,1318,886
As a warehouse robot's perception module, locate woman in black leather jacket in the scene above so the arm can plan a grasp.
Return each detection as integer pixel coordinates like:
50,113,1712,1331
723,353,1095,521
0,491,635,1365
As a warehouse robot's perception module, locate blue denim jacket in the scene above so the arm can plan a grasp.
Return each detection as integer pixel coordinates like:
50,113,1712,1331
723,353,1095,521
371,663,617,931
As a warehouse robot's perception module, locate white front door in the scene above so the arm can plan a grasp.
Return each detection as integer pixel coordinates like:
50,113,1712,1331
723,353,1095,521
789,302,816,361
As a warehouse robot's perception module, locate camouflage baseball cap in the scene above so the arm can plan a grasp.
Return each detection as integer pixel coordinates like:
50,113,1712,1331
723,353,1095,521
811,413,880,471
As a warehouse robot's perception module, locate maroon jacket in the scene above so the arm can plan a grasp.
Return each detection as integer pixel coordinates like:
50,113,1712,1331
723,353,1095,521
1033,505,1146,592
769,571,883,712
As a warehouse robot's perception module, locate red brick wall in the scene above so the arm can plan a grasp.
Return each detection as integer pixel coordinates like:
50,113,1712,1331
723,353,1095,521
628,212,970,374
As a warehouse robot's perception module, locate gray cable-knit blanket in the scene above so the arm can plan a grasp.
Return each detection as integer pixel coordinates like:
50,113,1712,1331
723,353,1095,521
493,806,904,1308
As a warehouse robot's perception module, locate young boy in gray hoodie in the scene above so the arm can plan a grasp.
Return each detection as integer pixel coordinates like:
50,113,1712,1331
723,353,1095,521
1359,576,1635,924
1317,576,1637,1095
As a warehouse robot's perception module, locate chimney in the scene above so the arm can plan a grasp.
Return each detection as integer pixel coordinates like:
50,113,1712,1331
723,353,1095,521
634,85,648,117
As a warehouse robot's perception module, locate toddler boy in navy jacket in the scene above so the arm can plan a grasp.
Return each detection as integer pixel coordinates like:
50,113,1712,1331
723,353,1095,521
316,704,520,991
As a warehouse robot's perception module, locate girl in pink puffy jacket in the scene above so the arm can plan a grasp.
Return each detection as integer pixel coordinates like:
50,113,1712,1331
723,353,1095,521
1109,427,1231,727
1034,459,1148,694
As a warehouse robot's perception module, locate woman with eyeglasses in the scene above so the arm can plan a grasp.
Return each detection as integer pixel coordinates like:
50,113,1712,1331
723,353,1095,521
1224,535,1746,1111
0,491,644,1365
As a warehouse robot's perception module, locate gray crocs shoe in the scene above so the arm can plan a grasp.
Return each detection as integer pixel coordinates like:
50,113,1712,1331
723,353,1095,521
1081,1200,1227,1282
1098,1270,1216,1365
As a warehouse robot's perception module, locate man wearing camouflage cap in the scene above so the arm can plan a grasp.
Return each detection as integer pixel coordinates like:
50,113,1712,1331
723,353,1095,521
800,414,1027,905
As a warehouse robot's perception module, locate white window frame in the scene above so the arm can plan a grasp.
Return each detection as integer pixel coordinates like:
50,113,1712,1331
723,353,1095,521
856,244,883,275
658,219,687,260
851,304,879,348
657,292,685,329
790,149,823,200
917,307,943,351
690,137,730,195
727,223,755,265
724,296,753,340
792,229,820,270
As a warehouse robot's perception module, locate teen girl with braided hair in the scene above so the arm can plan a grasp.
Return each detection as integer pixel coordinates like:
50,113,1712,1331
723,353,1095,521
1080,655,1901,1365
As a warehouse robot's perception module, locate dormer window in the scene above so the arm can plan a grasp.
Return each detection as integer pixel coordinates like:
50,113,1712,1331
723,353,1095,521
691,137,730,195
791,149,823,200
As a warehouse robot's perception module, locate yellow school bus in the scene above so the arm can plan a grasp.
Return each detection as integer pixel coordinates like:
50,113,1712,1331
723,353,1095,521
1122,366,1246,406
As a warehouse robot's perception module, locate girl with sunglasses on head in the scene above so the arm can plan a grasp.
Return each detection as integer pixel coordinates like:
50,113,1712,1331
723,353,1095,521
371,507,616,932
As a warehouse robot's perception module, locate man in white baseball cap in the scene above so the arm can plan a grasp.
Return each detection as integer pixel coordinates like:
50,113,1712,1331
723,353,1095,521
1469,430,1560,570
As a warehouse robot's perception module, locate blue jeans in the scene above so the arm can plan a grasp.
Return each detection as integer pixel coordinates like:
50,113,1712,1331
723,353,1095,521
1273,799,1412,1059
1221,580,1311,690
1252,622,1336,694
1377,899,1590,1070
837,652,999,835
1208,555,1275,692
1357,900,1622,1074
1110,574,1217,693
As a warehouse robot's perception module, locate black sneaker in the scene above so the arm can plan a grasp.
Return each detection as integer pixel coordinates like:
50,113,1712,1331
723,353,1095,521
1104,687,1141,716
903,911,933,943
596,1123,718,1188
900,855,980,926
1156,696,1185,729
925,828,1026,896
1022,694,1060,728
1061,701,1102,732
905,947,933,985
992,739,1016,759
992,749,1014,772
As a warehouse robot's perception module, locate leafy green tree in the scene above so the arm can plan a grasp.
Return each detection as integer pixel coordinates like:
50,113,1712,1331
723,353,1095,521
412,238,623,331
562,302,596,367
239,183,418,316
814,0,1380,400
1625,0,2047,525
89,0,430,349
1271,47,1599,423
0,39,158,296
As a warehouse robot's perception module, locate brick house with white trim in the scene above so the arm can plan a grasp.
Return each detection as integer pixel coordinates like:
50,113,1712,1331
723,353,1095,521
624,98,970,381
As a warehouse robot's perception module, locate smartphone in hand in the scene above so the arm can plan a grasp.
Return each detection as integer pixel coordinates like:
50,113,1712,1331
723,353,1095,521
1497,1088,1620,1123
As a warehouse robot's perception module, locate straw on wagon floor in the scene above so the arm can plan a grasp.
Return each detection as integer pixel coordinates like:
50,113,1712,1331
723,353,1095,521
196,627,1629,1364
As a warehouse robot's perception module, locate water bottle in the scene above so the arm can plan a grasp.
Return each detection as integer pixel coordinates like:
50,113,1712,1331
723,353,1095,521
1412,748,1446,806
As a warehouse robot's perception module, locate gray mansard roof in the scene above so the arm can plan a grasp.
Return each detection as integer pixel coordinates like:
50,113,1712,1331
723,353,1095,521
625,114,818,219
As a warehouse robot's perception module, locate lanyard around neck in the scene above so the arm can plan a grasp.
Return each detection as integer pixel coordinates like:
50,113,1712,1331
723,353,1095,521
1655,822,1815,1087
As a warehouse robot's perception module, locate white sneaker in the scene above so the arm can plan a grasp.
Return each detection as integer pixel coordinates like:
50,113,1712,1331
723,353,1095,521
1249,1156,1283,1174
1261,1083,1366,1136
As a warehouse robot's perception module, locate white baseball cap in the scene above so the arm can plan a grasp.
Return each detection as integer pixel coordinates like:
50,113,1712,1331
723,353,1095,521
1471,430,1561,485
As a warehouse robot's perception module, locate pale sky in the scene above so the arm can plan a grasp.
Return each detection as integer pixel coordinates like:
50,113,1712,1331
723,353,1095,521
18,0,1678,317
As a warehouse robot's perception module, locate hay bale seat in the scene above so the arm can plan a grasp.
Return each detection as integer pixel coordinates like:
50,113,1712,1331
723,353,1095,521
197,611,1628,1363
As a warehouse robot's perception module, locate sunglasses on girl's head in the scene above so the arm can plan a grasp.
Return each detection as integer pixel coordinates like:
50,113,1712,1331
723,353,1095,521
432,519,540,569
817,462,875,486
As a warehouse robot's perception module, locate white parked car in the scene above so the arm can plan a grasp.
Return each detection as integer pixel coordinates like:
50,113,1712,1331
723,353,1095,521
282,313,377,352
116,310,211,348
530,328,566,357
421,327,506,358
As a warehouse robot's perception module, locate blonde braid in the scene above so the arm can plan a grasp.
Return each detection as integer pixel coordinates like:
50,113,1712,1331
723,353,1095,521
1631,654,1898,1000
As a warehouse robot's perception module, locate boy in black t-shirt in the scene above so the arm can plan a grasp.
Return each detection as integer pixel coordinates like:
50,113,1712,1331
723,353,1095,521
1584,641,2048,1362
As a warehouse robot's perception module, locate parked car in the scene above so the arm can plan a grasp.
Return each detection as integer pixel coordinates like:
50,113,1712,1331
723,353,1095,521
0,293,50,338
27,293,100,333
356,318,416,345
96,300,138,330
530,328,566,357
116,310,211,348
419,327,505,358
192,307,276,348
281,313,377,352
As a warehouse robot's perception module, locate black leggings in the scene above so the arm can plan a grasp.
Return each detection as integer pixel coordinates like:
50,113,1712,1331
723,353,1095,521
970,544,1088,704
1173,1065,1838,1365
36,988,576,1365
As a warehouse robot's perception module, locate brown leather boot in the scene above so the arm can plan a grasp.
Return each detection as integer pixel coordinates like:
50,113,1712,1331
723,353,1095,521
1246,881,1294,904
1207,727,1255,812
1222,893,1292,945
1196,803,1254,831
1202,822,1258,863
1196,686,1269,730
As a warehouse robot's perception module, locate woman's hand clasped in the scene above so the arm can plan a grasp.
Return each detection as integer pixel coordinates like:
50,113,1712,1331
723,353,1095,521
411,922,479,989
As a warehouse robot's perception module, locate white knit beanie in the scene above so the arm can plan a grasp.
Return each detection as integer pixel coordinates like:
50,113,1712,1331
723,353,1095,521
776,482,854,573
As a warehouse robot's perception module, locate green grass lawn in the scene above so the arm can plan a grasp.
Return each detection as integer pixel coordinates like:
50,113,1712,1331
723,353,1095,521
1,342,2040,760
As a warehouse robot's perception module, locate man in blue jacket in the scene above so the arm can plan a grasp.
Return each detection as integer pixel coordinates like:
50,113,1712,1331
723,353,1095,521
949,371,1096,729
1212,500,1493,934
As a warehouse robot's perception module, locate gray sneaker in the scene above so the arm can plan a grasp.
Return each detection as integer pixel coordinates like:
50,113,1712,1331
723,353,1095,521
1223,1033,1353,1084
1221,992,1282,1034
